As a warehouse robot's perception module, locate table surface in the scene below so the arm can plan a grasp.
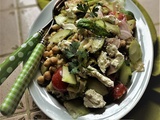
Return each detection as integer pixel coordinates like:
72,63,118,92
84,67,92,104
0,0,159,119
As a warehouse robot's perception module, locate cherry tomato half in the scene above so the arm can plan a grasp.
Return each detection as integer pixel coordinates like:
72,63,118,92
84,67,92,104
52,67,68,92
113,83,127,100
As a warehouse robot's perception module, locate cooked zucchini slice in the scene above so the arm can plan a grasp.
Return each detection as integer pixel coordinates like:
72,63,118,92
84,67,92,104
49,29,72,44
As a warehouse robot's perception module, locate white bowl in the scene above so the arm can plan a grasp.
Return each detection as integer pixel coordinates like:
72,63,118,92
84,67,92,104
28,0,153,119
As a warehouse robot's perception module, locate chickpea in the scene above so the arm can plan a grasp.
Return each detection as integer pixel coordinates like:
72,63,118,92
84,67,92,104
46,44,52,51
58,28,63,32
51,31,57,36
50,57,58,64
51,24,61,30
43,51,50,58
52,45,60,53
49,66,57,73
43,71,51,81
48,50,53,57
37,76,45,85
44,58,51,67
120,40,126,47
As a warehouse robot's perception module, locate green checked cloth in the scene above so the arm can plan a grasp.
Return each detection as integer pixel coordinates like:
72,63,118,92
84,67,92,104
0,43,45,116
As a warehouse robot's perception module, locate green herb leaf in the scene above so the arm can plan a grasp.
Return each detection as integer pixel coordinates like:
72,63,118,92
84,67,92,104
70,41,80,53
77,2,100,18
76,50,88,66
90,5,99,17
64,41,80,59
63,41,89,74
68,60,79,74
77,3,89,13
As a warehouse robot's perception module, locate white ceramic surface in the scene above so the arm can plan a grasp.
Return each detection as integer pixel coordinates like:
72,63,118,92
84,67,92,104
28,0,154,119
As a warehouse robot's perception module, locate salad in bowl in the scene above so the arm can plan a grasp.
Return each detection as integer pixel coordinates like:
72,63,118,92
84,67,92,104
34,0,146,119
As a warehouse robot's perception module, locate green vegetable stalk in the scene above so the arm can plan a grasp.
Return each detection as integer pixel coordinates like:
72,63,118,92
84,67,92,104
77,18,116,37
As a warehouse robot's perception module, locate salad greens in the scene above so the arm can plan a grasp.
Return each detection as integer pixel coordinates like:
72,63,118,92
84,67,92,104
63,41,89,74
36,0,144,119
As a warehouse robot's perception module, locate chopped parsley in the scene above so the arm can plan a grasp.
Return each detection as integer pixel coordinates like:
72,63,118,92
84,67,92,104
63,41,89,74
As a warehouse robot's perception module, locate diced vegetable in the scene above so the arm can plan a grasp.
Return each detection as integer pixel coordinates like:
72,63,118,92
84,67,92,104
119,61,132,85
95,19,106,28
49,29,72,44
67,77,87,94
80,37,105,53
105,22,120,36
121,10,135,20
129,39,142,63
62,66,76,84
129,40,144,72
55,14,67,25
112,83,127,100
87,77,109,96
77,18,118,37
127,19,136,31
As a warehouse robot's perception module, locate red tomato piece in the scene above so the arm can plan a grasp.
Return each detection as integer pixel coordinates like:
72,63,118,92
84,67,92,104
113,83,127,100
52,67,68,92
118,13,126,20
